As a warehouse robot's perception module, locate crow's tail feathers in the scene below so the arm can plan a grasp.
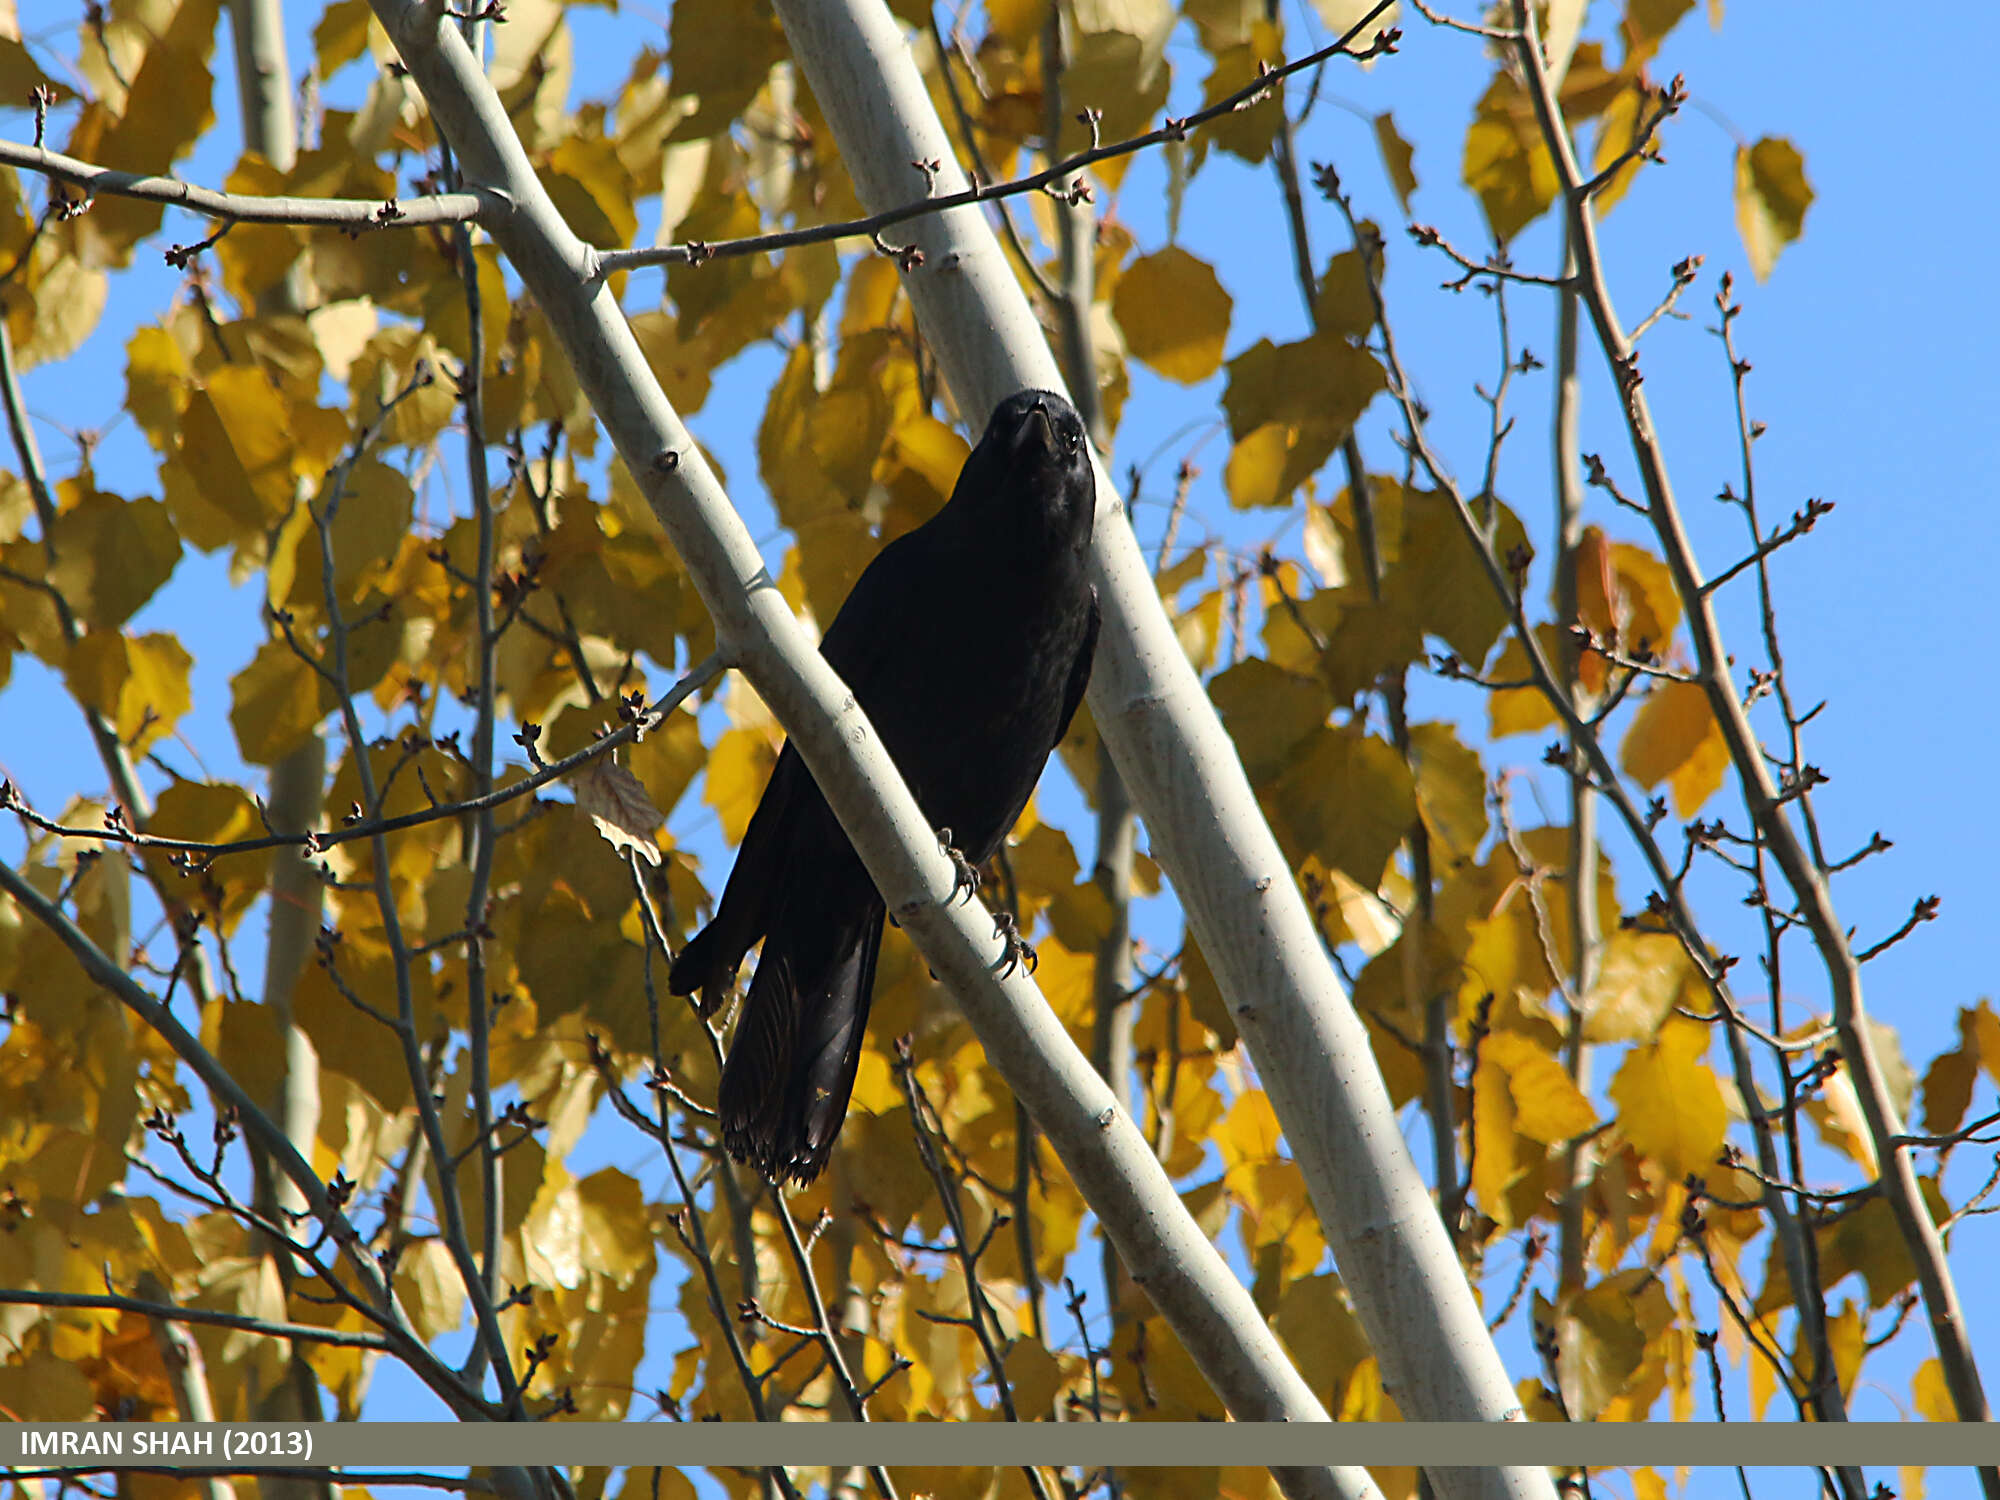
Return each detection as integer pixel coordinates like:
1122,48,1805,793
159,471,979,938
666,918,735,1018
717,898,886,1185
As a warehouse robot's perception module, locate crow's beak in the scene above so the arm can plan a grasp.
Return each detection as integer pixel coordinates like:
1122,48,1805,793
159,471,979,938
1015,398,1056,458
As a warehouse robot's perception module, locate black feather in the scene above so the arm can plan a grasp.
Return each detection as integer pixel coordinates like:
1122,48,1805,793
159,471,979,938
668,389,1100,1184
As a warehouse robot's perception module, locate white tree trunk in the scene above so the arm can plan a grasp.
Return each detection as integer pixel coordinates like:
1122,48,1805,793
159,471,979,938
370,6,1380,1494
770,5,1552,1496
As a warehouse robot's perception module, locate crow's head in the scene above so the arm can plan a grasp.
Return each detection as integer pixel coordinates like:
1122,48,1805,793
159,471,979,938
964,388,1095,557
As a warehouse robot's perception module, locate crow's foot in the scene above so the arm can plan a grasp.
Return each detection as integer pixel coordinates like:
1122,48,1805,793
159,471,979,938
990,911,1038,979
936,827,981,905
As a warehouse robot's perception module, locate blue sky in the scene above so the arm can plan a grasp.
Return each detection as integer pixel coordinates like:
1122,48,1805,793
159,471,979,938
3,0,1996,1489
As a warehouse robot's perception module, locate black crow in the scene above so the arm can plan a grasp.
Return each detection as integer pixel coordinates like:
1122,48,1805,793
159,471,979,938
668,389,1101,1184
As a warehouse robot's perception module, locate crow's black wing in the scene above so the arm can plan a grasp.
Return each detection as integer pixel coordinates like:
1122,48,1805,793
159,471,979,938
1053,586,1101,748
666,740,812,1014
667,533,935,1010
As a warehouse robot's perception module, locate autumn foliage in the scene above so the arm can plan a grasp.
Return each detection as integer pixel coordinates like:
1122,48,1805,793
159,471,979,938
0,1,1989,1498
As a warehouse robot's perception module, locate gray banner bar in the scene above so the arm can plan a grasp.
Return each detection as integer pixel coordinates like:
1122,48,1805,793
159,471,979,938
5,1424,1997,1470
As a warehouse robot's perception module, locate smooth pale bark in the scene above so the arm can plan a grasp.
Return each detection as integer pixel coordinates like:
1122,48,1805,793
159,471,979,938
771,6,1551,1497
369,8,1377,1495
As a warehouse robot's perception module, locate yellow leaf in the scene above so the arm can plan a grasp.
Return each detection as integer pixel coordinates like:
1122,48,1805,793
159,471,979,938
1114,246,1234,384
985,0,1050,46
1407,721,1486,858
513,887,652,1057
1734,136,1814,281
0,33,58,105
47,488,182,630
348,327,457,449
1583,930,1695,1043
1273,1273,1372,1410
124,322,194,454
1487,1030,1596,1145
116,632,193,755
67,0,217,267
1610,540,1683,652
1485,630,1562,738
1209,657,1333,786
7,250,107,372
230,638,335,766
575,1167,654,1285
0,1350,97,1419
1174,588,1225,673
626,702,706,823
292,956,420,1115
393,1238,465,1344
1002,1339,1066,1418
215,163,306,310
1620,677,1728,816
1217,1088,1283,1172
308,298,380,385
703,723,778,848
1972,998,2000,1088
667,0,786,136
1548,1271,1672,1420
1608,1016,1727,1180
1462,70,1558,243
1051,26,1172,192
1620,0,1694,65
1472,1040,1528,1224
617,1473,699,1500
1300,503,1347,588
1199,31,1284,165
1541,0,1588,84
1312,249,1377,341
62,630,191,756
1373,112,1418,216
322,456,414,605
418,244,511,374
1182,0,1258,49
1221,335,1385,506
1384,489,1527,666
1820,1297,1865,1402
629,307,714,416
1913,1357,1953,1422
312,0,374,73
1323,866,1400,957
1224,422,1295,509
1270,727,1416,887
1338,1355,1387,1421
176,369,297,538
1919,1040,1977,1138
1819,1190,1928,1310
143,781,265,933
1588,81,1648,216
543,131,640,251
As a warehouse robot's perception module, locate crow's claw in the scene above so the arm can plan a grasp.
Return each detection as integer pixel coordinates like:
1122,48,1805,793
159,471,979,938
990,911,1038,979
937,827,980,905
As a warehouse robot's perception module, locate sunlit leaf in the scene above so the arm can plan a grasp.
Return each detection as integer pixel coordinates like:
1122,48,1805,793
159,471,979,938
230,637,335,765
1620,0,1695,65
1373,112,1418,215
1620,677,1728,815
1608,1017,1727,1180
1113,246,1234,384
1462,70,1558,243
1734,135,1814,280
